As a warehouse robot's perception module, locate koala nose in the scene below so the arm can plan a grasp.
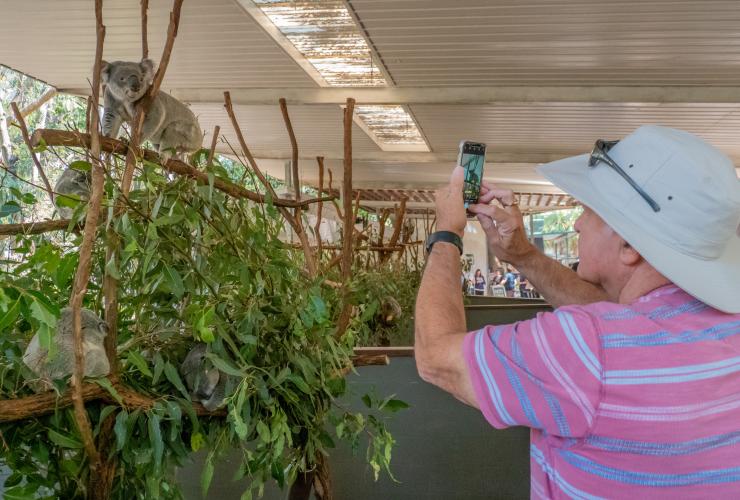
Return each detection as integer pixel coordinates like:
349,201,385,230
128,76,141,92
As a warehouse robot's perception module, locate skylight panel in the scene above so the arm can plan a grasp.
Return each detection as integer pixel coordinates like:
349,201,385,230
250,0,429,152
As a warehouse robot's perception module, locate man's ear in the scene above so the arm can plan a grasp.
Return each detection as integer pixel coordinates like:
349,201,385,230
101,61,111,84
619,240,642,266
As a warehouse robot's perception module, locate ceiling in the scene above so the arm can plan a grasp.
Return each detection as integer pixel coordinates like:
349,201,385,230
1,0,740,208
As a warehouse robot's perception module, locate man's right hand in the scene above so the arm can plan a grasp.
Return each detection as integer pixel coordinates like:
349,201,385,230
467,182,537,265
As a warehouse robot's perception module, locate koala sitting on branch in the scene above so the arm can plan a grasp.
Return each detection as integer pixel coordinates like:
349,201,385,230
23,307,110,391
54,167,91,218
180,343,233,411
101,59,202,163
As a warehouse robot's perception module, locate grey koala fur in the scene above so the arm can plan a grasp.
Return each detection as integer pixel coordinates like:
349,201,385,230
54,167,91,218
23,307,110,390
101,59,202,162
180,343,233,411
379,296,402,326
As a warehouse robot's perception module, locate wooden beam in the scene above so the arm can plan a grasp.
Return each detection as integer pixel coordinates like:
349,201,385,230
354,347,414,357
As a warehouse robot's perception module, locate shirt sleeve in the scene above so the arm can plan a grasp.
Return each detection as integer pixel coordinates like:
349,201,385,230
462,306,603,438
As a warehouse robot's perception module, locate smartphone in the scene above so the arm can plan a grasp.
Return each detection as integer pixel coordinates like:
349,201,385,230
458,141,486,208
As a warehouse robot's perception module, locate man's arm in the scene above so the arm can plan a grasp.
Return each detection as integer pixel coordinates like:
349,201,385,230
509,246,609,308
468,184,610,307
415,241,477,407
414,167,478,407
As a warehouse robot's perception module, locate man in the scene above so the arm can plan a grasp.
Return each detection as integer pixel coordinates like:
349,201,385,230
503,268,517,297
415,125,740,498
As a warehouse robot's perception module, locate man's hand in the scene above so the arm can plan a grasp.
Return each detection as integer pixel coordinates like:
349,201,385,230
467,181,536,265
434,166,467,238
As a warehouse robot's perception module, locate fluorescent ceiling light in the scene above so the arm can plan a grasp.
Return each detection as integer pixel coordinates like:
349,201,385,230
250,0,429,152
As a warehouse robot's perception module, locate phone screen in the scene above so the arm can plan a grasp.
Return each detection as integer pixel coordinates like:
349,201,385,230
460,142,486,206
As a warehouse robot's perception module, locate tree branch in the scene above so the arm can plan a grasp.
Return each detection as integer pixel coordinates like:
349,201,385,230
10,102,54,203
140,0,149,59
223,92,318,277
29,129,335,209
0,352,388,424
335,98,355,339
0,219,81,236
279,98,300,201
68,0,106,468
207,125,220,166
381,197,407,264
315,156,324,256
0,379,225,423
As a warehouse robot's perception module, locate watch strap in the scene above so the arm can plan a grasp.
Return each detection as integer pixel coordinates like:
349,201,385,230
426,230,463,255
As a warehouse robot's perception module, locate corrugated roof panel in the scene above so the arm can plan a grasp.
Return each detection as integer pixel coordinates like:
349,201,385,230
0,0,317,90
350,0,740,86
409,103,740,162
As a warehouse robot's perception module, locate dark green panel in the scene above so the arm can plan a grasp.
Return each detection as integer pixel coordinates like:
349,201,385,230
177,304,546,499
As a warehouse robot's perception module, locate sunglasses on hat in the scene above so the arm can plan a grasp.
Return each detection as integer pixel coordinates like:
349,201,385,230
589,139,661,213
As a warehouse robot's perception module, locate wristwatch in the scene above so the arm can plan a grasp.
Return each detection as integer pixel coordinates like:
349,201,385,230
425,230,463,255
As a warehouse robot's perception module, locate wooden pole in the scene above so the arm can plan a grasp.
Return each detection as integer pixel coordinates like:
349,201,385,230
335,98,355,339
140,0,149,59
279,98,300,201
207,125,220,166
381,197,407,263
68,0,106,471
315,156,324,256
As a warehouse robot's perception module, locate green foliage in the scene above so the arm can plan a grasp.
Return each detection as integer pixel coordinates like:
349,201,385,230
0,155,405,498
536,207,583,235
350,263,422,347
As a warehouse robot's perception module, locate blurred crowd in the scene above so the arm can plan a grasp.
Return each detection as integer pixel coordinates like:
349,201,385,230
462,267,540,298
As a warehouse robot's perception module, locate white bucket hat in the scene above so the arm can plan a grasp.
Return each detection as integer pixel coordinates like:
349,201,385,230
537,125,740,313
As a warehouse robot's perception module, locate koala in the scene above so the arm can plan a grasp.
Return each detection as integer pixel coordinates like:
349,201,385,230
101,59,202,163
180,343,233,411
23,307,110,390
378,296,402,327
54,167,91,218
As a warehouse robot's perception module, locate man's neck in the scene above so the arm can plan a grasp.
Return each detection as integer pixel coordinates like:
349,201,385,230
616,264,672,305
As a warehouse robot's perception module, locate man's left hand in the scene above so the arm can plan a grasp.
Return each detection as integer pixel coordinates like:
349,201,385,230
434,166,467,237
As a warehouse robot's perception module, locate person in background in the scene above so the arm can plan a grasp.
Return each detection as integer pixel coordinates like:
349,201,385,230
473,268,486,295
415,125,740,498
518,275,531,297
503,268,517,297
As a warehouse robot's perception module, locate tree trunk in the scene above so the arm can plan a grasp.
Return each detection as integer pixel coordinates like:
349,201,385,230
0,104,14,170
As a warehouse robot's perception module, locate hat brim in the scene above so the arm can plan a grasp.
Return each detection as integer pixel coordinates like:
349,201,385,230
538,154,740,313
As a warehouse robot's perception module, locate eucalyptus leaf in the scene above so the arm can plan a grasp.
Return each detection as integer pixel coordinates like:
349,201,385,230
201,452,215,497
148,414,164,469
69,160,92,172
163,362,190,399
0,202,22,219
162,265,185,299
126,351,153,378
47,429,83,449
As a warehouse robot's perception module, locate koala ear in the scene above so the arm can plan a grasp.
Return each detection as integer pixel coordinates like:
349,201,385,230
101,60,111,84
140,59,155,81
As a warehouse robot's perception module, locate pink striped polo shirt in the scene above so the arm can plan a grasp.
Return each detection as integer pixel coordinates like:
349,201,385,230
463,284,740,499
